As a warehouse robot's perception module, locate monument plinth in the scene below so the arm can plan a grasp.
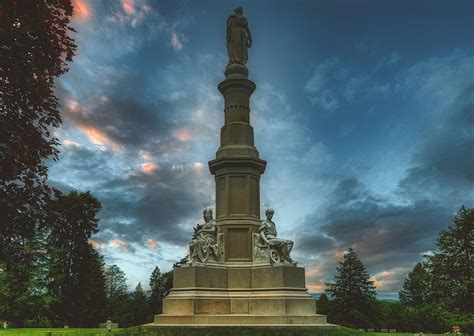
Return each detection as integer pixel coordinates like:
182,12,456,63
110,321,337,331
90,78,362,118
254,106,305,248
151,6,335,327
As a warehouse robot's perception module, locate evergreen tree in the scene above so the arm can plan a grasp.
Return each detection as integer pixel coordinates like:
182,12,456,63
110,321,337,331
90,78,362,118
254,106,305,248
46,191,105,326
316,293,330,315
104,264,130,325
129,282,150,326
425,205,474,312
399,262,429,306
149,266,163,314
326,248,377,328
149,267,174,316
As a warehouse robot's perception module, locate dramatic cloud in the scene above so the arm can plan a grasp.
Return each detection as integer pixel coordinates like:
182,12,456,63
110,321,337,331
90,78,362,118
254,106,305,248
48,2,473,292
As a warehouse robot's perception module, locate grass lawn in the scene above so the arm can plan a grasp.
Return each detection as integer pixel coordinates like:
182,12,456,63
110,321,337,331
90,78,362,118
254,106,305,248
0,327,453,336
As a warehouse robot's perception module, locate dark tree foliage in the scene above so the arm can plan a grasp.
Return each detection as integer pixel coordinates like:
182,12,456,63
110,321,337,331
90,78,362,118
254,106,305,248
149,266,163,315
149,266,173,317
104,264,130,325
399,262,429,306
425,205,474,312
46,191,106,326
128,282,150,326
326,248,377,328
0,0,76,263
316,293,330,315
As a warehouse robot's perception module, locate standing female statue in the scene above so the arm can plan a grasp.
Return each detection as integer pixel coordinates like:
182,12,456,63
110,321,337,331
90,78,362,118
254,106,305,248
226,6,252,65
189,208,219,263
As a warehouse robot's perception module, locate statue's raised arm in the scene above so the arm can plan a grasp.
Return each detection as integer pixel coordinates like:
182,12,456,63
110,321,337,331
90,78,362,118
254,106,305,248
226,6,251,65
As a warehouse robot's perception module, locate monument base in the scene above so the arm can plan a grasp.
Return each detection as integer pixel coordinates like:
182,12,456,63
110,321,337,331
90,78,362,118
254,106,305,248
151,264,335,327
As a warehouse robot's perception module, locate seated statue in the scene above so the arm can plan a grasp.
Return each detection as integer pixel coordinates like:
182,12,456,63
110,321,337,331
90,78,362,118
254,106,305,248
189,208,219,263
259,208,295,264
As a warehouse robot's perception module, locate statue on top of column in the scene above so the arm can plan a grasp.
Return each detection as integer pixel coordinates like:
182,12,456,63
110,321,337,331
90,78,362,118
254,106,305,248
226,6,252,65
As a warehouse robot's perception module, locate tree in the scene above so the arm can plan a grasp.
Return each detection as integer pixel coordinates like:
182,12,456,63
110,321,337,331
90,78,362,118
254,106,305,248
46,191,106,326
149,266,163,315
316,293,330,315
399,262,429,306
104,264,130,325
0,0,76,264
149,267,173,316
425,205,474,312
0,1,75,326
128,282,150,326
326,248,377,328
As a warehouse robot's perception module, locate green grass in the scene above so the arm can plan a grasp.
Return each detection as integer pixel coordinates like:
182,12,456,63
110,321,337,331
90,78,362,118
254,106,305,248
0,327,453,336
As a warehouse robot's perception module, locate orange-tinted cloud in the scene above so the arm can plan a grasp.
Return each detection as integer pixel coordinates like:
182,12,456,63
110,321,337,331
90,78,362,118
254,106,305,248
88,239,105,249
147,239,159,250
77,125,122,152
110,239,130,251
307,283,326,293
141,162,157,174
72,0,89,20
122,0,134,14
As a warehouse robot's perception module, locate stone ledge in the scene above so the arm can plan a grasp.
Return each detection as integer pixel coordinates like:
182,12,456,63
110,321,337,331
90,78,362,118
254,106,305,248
154,314,328,325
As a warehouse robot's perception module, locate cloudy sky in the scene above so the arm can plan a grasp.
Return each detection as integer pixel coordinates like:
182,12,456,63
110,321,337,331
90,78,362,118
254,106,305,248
48,0,474,297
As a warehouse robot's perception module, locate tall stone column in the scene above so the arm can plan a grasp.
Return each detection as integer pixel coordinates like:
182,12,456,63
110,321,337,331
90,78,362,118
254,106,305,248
208,63,266,262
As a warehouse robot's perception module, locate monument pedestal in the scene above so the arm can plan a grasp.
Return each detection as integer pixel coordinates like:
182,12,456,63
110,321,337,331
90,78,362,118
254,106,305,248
153,264,332,326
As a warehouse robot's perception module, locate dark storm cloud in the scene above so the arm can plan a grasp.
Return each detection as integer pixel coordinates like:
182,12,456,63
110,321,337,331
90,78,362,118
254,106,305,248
399,83,474,199
94,164,212,247
299,178,450,266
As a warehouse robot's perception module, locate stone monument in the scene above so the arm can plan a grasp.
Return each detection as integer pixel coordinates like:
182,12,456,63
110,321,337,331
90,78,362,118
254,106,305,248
152,7,334,326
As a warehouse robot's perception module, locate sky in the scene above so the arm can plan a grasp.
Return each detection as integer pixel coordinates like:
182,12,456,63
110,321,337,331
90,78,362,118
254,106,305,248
48,0,474,298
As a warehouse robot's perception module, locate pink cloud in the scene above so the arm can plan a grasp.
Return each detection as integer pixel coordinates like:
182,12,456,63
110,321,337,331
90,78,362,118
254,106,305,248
141,162,158,174
147,239,159,250
77,125,123,152
110,239,130,251
72,0,90,20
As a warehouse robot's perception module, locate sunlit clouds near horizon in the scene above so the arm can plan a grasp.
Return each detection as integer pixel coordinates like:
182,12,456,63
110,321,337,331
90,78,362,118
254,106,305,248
48,0,474,296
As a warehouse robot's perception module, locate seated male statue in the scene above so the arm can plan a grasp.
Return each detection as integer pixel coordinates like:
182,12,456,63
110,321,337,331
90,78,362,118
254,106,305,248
189,208,219,263
259,208,295,264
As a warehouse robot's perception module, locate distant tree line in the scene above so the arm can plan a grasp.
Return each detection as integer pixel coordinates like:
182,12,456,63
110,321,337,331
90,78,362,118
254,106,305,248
318,206,474,333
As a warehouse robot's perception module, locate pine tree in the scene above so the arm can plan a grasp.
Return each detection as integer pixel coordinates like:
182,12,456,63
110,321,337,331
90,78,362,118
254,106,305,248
326,248,377,328
148,267,174,316
149,267,163,314
129,282,150,326
425,205,474,312
104,264,130,325
399,262,428,306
